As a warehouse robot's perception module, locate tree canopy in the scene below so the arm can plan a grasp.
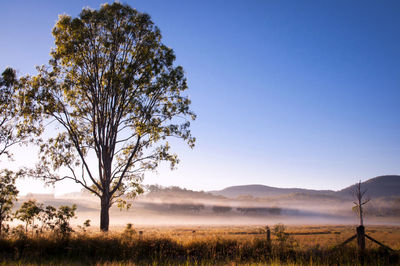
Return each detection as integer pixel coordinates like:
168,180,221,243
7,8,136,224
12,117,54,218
0,170,19,235
21,3,195,231
0,68,40,160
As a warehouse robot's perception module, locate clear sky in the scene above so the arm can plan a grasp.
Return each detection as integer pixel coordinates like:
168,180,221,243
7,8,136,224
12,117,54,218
1,0,399,195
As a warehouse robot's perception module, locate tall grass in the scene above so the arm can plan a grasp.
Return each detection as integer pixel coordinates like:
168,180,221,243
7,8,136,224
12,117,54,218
0,230,398,265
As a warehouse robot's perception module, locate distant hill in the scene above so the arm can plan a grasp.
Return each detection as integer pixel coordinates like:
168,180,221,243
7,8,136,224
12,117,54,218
337,175,400,198
210,175,400,199
209,184,334,198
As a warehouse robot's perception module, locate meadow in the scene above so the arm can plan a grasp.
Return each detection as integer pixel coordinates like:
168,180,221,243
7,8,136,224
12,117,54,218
0,224,399,265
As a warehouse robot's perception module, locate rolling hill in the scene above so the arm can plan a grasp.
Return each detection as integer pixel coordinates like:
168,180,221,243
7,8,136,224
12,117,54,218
337,175,400,198
209,184,335,198
210,175,400,199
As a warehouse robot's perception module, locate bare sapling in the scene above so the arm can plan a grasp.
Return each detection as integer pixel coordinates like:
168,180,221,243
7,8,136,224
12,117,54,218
352,181,370,226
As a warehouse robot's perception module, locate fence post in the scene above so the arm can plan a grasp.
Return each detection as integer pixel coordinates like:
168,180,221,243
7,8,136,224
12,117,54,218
266,226,271,250
357,225,365,265
356,225,365,251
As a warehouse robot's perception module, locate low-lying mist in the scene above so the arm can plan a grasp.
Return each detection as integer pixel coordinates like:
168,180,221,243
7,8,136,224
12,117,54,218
15,187,400,228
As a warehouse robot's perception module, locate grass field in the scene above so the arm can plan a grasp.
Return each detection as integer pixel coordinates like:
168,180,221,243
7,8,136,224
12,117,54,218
0,224,399,265
129,224,400,249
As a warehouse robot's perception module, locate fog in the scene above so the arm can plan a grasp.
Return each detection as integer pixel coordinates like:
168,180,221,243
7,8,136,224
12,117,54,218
13,192,397,229
12,186,399,231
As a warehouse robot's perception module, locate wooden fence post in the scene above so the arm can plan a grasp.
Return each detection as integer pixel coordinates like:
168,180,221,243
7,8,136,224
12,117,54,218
357,225,365,265
356,225,365,251
266,226,271,250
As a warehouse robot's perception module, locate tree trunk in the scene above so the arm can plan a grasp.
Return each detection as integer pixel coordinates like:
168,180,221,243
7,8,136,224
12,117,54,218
100,196,110,232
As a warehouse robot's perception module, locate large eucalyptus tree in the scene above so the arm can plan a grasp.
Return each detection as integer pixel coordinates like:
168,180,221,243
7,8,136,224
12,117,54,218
22,3,195,231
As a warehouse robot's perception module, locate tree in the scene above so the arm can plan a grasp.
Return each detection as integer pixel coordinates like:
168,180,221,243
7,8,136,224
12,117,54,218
0,68,41,161
40,205,57,231
22,3,195,231
15,200,43,234
0,170,19,235
352,181,370,226
41,204,77,238
0,68,19,160
212,205,232,214
0,69,41,235
54,204,77,237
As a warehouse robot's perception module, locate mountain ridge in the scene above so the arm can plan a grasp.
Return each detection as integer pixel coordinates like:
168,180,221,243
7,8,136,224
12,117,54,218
210,175,400,199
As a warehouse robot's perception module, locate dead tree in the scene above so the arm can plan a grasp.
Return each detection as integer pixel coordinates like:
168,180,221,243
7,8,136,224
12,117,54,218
338,180,394,257
352,181,370,226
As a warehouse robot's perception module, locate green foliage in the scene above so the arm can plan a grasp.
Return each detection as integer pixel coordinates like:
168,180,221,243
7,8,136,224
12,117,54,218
116,198,132,211
0,68,42,161
15,200,43,234
15,201,76,238
0,68,41,234
53,204,77,238
0,68,18,160
40,205,56,231
38,204,77,238
20,2,195,231
0,170,19,236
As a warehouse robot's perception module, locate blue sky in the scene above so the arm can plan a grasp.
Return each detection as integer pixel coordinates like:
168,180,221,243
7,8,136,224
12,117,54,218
1,0,399,194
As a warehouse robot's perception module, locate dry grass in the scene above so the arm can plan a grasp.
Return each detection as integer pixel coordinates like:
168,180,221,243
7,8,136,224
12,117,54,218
118,224,400,248
0,224,399,265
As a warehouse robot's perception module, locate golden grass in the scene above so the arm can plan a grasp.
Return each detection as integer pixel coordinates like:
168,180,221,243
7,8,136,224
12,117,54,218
112,224,400,249
1,224,399,265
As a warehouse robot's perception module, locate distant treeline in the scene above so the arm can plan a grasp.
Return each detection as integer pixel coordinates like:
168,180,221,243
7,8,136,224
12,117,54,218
144,185,226,200
237,207,282,215
140,202,284,216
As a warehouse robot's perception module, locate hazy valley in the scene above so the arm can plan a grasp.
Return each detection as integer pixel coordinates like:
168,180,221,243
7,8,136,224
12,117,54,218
17,175,400,228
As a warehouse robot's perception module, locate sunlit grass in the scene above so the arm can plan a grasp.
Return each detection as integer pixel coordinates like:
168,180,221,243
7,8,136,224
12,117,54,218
0,225,399,265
